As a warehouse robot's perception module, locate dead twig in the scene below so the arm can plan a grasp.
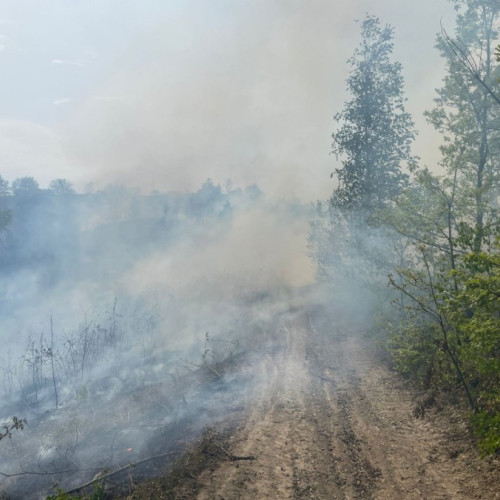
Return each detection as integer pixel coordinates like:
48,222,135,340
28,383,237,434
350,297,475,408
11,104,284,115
184,359,223,380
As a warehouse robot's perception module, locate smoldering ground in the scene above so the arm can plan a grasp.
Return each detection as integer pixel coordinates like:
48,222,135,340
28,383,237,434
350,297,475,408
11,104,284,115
0,182,329,499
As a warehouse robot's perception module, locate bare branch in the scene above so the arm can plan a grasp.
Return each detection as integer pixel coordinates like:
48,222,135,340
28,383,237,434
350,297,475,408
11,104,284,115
441,24,500,107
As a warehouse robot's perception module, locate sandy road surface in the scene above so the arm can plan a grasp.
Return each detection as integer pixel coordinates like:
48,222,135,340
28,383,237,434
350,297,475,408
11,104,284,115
188,306,499,500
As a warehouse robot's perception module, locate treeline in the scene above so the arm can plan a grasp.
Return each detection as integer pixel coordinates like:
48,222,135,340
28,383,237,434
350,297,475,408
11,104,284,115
0,177,262,294
311,1,500,455
0,176,264,402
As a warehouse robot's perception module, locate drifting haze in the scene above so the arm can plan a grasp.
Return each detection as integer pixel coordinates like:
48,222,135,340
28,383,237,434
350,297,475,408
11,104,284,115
0,3,462,497
0,0,454,200
0,182,322,499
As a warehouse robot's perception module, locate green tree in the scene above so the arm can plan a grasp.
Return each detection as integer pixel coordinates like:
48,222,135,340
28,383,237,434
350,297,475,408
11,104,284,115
330,15,416,215
0,175,9,197
49,178,75,195
0,175,12,232
385,1,500,450
448,244,500,454
310,16,416,292
12,176,40,197
425,0,500,253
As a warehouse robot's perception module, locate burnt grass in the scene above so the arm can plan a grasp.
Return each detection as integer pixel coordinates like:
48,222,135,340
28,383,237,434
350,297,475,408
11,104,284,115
46,351,254,500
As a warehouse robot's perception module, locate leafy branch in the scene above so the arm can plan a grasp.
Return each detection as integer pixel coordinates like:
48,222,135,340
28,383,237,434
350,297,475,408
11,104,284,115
0,417,26,442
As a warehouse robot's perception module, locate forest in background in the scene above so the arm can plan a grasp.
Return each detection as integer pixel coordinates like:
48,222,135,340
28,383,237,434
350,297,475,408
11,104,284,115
0,1,499,497
310,0,500,455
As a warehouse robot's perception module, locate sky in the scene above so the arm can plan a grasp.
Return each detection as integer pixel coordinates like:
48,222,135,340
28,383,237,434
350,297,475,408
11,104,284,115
0,0,456,201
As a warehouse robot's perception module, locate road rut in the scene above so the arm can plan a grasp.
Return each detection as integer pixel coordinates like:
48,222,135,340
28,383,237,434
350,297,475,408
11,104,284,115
190,306,499,500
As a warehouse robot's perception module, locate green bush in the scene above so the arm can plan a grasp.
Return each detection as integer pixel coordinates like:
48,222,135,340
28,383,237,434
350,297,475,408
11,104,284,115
471,411,500,456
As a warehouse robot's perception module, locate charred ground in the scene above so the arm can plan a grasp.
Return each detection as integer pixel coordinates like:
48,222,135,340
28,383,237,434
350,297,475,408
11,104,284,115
60,294,499,500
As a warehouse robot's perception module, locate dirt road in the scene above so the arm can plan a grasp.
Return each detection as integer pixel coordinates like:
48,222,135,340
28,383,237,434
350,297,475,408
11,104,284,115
186,306,499,500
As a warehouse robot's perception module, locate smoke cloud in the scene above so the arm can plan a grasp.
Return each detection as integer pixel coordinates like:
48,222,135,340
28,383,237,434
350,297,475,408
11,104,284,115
0,0,454,198
0,1,458,497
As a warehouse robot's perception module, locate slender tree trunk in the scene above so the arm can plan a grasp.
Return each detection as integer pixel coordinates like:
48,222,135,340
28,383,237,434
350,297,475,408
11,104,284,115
474,115,488,253
50,316,59,409
474,10,493,253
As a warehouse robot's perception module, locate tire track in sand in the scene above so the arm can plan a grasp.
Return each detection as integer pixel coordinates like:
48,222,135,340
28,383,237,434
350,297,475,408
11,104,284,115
190,306,499,500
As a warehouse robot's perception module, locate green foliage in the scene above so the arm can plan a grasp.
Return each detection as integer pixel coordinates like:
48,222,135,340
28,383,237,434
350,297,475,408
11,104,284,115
471,411,500,456
380,0,500,456
447,246,500,417
0,175,9,196
387,320,444,388
11,176,40,197
46,480,106,500
0,175,12,233
312,0,500,448
311,14,417,297
388,239,500,452
49,179,75,195
46,488,76,500
46,489,71,500
425,0,500,253
330,15,416,214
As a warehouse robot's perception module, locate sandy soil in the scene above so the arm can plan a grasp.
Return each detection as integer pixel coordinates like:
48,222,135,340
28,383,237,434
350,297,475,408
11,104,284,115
178,306,499,500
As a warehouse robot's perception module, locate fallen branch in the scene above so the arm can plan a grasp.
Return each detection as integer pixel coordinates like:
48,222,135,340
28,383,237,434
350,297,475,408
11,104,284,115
211,440,255,461
61,451,180,495
0,467,99,478
228,454,256,461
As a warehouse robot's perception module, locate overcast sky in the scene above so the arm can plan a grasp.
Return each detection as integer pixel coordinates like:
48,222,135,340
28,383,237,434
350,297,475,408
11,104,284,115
0,0,456,200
